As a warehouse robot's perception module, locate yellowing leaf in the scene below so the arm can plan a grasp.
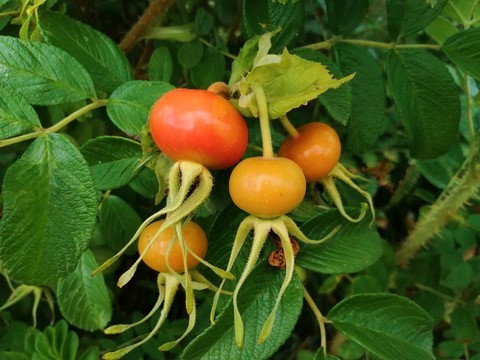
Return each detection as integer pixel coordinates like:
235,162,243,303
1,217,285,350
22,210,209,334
238,48,354,118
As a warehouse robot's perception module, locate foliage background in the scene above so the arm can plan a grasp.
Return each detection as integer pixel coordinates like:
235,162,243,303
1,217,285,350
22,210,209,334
0,0,479,359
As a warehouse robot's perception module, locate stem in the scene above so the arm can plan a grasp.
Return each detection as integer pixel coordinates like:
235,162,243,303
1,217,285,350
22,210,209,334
0,99,108,148
463,75,476,140
304,37,441,51
279,115,299,138
251,83,274,158
303,284,329,356
414,283,460,303
199,38,236,60
119,0,175,53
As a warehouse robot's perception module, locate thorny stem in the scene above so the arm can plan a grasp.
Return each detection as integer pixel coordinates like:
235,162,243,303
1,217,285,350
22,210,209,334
119,0,175,53
0,99,108,148
304,36,441,51
279,115,300,138
396,135,480,266
251,83,274,158
302,284,330,356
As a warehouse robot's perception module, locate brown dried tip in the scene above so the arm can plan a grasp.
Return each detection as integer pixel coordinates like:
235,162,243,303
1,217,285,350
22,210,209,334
206,82,230,99
268,234,300,269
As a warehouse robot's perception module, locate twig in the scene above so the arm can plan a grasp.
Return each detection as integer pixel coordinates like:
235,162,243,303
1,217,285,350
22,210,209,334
119,0,175,53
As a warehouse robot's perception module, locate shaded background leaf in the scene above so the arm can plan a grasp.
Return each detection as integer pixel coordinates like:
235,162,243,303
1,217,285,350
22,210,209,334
39,10,133,93
56,250,112,331
387,49,460,159
107,80,174,135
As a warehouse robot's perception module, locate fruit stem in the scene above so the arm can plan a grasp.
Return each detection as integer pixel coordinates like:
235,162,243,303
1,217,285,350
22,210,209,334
0,99,108,148
302,284,330,356
251,83,274,158
279,115,300,138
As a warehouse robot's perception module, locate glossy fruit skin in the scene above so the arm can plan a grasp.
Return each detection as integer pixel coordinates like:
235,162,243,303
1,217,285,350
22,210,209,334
278,122,341,182
229,157,306,218
149,88,248,170
138,220,208,273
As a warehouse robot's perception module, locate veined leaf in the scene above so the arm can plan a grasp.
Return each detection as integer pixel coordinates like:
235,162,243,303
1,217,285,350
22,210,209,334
0,36,95,105
39,10,133,93
243,0,305,53
387,0,448,39
181,263,303,360
387,49,460,159
297,209,382,274
0,133,97,286
148,46,173,82
443,27,480,81
0,84,41,140
326,0,370,36
98,195,142,252
24,321,79,360
107,80,174,135
238,48,354,119
56,250,112,331
80,136,142,190
293,48,352,125
335,44,385,153
328,293,435,360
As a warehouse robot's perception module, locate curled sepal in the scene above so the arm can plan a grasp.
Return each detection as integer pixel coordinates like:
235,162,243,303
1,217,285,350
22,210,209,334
320,163,375,226
104,275,166,335
102,273,179,360
210,215,338,348
210,216,256,325
282,216,341,245
92,161,214,283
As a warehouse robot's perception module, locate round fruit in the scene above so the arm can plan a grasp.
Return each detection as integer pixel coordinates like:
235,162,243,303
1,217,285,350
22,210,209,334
138,220,208,273
229,157,306,218
149,88,248,170
278,122,341,182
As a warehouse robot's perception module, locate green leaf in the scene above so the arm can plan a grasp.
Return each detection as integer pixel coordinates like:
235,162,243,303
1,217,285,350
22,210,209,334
178,40,204,69
191,46,225,89
80,136,142,190
444,0,480,23
25,321,79,360
326,0,370,35
39,10,132,93
229,36,260,86
0,133,97,285
440,252,473,290
98,195,142,252
297,209,383,274
0,84,41,140
328,293,435,360
195,8,214,36
0,352,29,360
107,80,174,135
128,167,158,199
386,0,448,39
443,27,480,81
425,16,458,44
181,263,303,360
148,46,173,82
416,143,465,189
293,48,352,125
335,44,385,153
0,36,95,105
239,48,354,119
56,250,112,331
386,49,460,159
243,0,305,53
